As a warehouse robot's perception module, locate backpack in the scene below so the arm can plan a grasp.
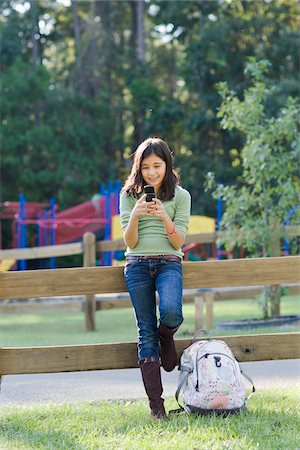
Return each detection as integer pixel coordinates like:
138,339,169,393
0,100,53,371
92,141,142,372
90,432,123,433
172,336,255,416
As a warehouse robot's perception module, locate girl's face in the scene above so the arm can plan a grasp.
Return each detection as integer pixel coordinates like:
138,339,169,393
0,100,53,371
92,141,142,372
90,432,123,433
141,153,166,193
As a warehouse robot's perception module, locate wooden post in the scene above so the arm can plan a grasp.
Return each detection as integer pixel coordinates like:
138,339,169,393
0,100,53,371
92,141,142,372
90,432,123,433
270,284,281,317
204,291,214,329
270,223,281,316
194,295,204,332
83,232,96,331
194,291,215,332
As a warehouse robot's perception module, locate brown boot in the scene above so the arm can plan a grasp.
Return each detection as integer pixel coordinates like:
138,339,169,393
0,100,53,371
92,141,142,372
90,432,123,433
159,323,178,372
139,356,167,419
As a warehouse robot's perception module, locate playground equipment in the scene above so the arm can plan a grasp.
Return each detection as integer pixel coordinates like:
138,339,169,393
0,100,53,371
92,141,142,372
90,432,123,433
181,195,236,262
2,182,294,270
0,197,53,270
100,180,121,265
0,180,121,269
283,206,300,255
182,216,218,261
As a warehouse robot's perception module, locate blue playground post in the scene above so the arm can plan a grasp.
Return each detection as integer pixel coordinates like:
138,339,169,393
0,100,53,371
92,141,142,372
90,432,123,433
115,179,122,212
19,193,27,270
101,182,112,266
49,197,56,269
113,180,123,262
283,206,300,254
37,211,42,247
43,208,48,249
100,180,122,266
216,190,223,261
37,211,43,269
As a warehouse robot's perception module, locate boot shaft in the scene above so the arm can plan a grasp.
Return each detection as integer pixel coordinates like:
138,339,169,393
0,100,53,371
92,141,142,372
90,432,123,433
139,357,166,419
159,323,179,372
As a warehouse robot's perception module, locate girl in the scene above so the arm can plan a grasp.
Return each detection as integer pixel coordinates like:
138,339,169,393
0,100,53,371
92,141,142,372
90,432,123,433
120,137,191,419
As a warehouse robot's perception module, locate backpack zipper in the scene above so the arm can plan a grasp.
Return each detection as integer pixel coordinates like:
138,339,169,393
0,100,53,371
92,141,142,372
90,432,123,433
195,351,240,391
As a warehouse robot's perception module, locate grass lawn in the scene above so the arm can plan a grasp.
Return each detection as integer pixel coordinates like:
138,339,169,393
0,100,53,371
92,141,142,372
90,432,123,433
0,388,299,450
0,295,299,449
0,295,298,347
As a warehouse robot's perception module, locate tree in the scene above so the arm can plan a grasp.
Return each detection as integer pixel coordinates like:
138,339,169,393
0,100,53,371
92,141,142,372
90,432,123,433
149,0,299,215
206,58,299,318
1,0,299,222
0,0,127,208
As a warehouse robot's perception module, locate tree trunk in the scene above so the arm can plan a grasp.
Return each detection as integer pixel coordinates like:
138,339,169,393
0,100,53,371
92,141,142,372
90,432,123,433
136,0,145,63
71,0,97,97
30,0,41,128
71,0,83,92
72,0,81,56
96,0,113,106
131,1,146,147
270,284,281,317
269,221,281,316
30,0,39,65
169,42,177,98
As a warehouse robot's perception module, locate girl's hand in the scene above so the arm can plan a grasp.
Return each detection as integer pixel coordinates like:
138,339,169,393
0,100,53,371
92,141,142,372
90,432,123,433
146,198,168,220
131,194,150,218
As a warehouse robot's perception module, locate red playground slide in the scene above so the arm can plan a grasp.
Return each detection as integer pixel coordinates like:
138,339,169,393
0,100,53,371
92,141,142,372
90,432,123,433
54,197,107,244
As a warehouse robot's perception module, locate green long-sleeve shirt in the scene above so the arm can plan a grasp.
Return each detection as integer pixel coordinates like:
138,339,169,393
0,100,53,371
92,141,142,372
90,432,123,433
120,186,191,258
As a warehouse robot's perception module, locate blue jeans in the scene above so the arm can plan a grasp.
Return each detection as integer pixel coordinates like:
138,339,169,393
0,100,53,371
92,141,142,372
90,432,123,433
124,259,183,359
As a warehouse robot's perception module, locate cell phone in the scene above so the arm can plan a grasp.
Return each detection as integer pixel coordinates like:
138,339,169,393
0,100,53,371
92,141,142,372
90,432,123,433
144,185,156,202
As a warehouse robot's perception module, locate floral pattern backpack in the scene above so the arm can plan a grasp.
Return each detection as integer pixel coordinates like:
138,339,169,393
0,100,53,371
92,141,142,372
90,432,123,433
172,336,255,416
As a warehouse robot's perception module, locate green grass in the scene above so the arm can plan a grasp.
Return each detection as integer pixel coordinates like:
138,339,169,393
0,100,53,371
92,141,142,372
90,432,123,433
0,297,299,448
0,388,299,449
0,295,299,347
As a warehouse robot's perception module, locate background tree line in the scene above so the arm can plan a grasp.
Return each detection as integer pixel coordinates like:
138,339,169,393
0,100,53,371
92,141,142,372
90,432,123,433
1,0,299,244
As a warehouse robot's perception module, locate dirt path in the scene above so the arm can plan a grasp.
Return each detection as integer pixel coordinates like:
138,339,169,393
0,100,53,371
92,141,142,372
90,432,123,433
1,359,299,406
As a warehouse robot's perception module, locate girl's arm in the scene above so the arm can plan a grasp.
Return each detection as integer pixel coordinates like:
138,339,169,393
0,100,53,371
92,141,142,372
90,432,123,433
162,215,185,250
146,199,186,250
124,214,139,249
123,194,147,249
146,190,191,250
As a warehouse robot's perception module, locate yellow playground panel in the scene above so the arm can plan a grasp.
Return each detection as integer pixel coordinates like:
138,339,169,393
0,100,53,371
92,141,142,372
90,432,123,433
187,215,215,234
112,215,215,240
0,259,15,272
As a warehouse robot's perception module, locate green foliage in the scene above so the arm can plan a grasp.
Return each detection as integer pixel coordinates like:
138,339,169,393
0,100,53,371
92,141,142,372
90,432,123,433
1,0,299,243
0,58,117,207
206,59,299,257
150,0,299,215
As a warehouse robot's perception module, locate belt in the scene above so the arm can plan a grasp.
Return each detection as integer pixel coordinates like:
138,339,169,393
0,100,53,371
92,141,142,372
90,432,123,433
126,255,182,263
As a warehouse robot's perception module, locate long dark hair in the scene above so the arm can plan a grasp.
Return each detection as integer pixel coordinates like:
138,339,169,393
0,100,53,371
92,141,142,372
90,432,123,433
122,137,180,201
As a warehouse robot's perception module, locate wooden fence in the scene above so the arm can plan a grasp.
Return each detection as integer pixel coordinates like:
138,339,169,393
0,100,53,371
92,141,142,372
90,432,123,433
0,255,299,376
1,229,300,330
1,333,299,375
2,256,299,299
1,226,298,260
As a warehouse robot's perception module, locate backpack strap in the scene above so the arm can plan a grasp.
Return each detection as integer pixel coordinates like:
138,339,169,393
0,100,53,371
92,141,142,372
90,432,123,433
168,406,185,416
241,370,256,399
169,365,192,415
192,329,210,343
